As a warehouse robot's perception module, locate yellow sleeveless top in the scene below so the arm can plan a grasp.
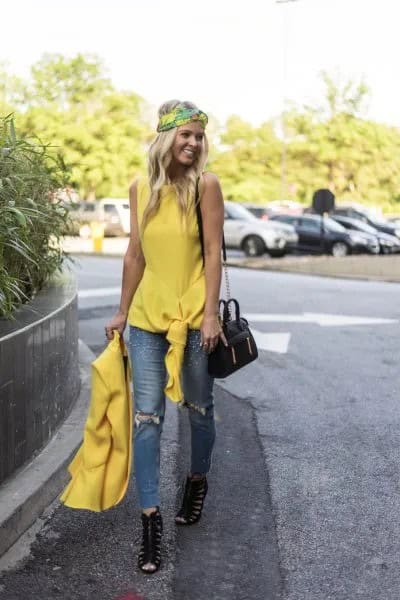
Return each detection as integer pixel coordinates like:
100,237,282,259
128,178,205,403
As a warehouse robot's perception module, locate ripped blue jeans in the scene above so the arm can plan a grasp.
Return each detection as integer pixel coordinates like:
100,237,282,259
129,326,216,509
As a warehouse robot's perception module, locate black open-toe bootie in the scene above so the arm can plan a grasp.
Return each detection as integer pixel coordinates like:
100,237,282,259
138,508,163,573
175,476,208,526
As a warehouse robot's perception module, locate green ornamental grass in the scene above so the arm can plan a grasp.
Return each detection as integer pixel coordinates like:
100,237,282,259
0,115,71,318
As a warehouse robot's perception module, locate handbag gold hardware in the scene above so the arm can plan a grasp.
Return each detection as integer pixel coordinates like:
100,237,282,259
247,337,253,355
231,346,237,365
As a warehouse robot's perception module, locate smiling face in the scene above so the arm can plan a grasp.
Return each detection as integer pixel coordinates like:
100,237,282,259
170,121,205,168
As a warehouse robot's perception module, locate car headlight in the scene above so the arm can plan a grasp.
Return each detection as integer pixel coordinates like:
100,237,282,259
395,229,400,237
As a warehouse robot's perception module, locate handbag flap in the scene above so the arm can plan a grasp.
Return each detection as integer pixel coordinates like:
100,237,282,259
223,319,252,346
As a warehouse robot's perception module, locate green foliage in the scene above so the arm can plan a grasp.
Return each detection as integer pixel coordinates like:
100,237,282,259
286,104,400,209
30,53,111,107
1,56,400,213
0,115,70,318
210,75,400,211
209,116,282,201
0,63,27,116
319,71,369,118
5,53,150,200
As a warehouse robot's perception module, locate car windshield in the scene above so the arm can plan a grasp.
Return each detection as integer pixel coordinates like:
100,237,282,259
323,217,346,232
226,203,257,222
344,219,376,234
369,216,390,226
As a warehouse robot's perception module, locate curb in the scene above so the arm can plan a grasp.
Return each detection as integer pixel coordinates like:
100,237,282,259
66,250,400,284
0,340,94,558
225,256,400,283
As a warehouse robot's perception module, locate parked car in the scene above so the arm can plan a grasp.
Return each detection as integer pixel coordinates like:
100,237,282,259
69,198,130,237
331,215,400,254
269,214,380,256
242,200,304,220
266,200,304,215
241,203,270,220
224,201,298,257
330,205,400,240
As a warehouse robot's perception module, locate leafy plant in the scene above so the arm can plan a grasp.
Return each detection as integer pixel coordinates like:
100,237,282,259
0,115,71,318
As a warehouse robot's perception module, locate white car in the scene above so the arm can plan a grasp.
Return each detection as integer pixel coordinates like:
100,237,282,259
70,198,130,237
224,201,298,257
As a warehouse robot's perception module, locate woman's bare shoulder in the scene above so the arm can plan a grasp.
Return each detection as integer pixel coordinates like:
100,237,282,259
129,178,140,196
199,172,222,200
201,171,220,188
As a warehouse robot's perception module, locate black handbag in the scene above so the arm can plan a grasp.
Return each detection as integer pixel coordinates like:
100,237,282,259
194,180,258,378
208,298,258,378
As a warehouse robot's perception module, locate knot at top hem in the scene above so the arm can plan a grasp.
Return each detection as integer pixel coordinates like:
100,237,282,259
164,320,189,403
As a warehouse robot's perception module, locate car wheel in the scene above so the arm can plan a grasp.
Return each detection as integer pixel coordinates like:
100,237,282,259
242,235,265,257
331,242,350,257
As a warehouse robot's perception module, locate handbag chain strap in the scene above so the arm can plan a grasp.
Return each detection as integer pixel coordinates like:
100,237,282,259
194,178,232,309
223,254,231,301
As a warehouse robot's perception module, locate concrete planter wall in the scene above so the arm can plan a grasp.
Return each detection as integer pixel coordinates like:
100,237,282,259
0,271,79,485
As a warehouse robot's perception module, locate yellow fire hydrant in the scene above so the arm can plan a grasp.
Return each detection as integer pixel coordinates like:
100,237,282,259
90,221,105,253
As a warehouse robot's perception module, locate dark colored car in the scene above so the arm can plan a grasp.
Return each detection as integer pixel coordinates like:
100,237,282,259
331,215,400,254
269,214,380,256
331,206,400,240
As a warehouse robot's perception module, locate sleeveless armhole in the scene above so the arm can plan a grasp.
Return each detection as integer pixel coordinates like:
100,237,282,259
197,172,207,205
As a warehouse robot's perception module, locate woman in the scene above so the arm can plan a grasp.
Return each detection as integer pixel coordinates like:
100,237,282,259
105,100,226,574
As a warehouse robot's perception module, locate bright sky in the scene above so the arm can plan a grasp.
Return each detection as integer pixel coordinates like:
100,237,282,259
1,0,399,127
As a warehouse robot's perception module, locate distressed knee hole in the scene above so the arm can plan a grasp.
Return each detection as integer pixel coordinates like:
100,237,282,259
134,412,161,428
181,400,207,416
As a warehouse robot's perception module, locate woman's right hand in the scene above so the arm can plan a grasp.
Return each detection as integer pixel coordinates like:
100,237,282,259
105,310,127,341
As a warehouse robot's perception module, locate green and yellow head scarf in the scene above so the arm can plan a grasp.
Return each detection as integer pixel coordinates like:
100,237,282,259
157,106,208,133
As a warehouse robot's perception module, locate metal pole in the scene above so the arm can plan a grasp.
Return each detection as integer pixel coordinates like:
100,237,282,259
276,0,300,199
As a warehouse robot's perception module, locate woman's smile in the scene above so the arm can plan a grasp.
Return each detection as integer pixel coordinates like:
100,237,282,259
171,121,205,167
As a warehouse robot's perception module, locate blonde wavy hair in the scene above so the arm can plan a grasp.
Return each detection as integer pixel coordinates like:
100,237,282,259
141,100,209,232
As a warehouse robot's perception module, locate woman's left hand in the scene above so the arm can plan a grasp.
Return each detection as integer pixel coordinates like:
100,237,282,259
200,314,228,354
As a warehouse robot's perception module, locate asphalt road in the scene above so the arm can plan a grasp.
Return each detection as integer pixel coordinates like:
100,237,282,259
1,256,400,600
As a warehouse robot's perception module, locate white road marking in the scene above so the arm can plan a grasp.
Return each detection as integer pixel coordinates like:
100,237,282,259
252,330,291,354
77,288,397,356
78,287,121,298
245,313,398,327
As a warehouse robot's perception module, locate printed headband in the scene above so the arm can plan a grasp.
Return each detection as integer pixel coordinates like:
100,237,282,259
157,107,208,132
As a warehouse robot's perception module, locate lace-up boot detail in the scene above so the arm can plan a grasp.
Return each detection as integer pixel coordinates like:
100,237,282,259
175,476,208,525
138,509,163,573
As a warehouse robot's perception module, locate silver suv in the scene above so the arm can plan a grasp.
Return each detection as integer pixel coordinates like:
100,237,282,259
224,201,298,257
69,198,130,237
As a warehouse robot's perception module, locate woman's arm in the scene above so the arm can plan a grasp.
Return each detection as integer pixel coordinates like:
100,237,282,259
199,172,227,352
105,180,145,339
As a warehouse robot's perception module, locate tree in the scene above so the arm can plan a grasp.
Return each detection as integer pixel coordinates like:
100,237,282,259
0,63,26,115
209,116,282,201
285,74,400,209
29,53,112,108
13,54,151,199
